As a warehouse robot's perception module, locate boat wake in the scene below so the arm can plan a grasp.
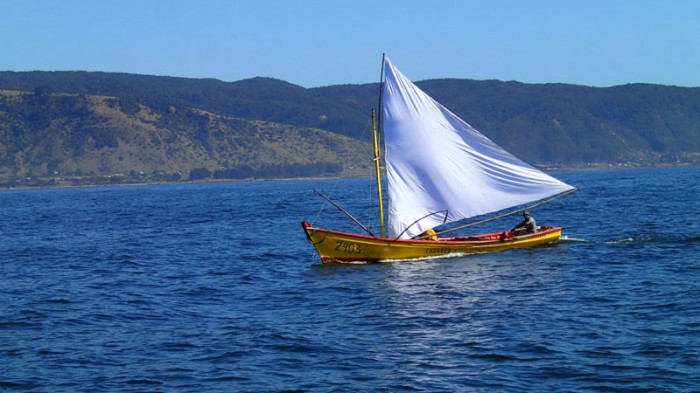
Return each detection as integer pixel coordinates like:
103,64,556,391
559,235,588,243
325,252,480,265
379,252,479,263
605,237,635,245
605,233,700,245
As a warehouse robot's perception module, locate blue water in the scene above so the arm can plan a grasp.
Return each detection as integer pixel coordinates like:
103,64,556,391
1,167,699,392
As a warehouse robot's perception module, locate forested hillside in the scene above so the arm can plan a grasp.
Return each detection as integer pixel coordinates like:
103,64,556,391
1,70,699,187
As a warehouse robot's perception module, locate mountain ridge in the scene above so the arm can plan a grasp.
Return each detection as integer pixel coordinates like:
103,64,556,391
1,71,699,187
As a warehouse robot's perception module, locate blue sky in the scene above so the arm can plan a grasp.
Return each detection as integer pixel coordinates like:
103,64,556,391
2,0,699,87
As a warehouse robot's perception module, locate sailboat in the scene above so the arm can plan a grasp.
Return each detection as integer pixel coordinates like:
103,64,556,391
302,56,576,263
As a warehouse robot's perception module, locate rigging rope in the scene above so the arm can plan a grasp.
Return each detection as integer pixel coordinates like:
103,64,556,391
309,116,375,228
430,188,578,238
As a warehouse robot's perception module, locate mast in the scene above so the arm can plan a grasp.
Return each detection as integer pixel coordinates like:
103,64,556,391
372,109,385,238
374,54,387,238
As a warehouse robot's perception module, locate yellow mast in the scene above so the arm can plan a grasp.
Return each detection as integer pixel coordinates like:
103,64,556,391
371,109,385,238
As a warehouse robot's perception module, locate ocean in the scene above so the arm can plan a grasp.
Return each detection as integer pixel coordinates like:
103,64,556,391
1,167,699,392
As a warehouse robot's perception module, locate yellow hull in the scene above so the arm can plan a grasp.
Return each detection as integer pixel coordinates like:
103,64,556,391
302,222,563,263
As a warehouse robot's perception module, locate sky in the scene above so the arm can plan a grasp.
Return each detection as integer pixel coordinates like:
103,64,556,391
2,0,699,88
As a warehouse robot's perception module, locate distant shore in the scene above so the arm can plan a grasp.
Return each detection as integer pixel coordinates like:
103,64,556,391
2,163,698,191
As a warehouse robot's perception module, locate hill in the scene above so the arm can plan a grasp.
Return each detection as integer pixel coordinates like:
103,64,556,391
421,79,700,165
1,71,699,187
0,88,371,187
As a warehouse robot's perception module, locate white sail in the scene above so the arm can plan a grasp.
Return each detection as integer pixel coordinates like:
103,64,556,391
382,57,575,239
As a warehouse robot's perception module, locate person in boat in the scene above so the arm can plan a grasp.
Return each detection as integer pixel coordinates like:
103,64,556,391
511,211,537,234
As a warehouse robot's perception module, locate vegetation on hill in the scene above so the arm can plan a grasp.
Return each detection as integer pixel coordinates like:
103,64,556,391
0,87,370,188
0,70,699,188
420,79,700,165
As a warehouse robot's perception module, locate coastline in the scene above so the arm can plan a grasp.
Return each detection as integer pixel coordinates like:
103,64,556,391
2,162,698,191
